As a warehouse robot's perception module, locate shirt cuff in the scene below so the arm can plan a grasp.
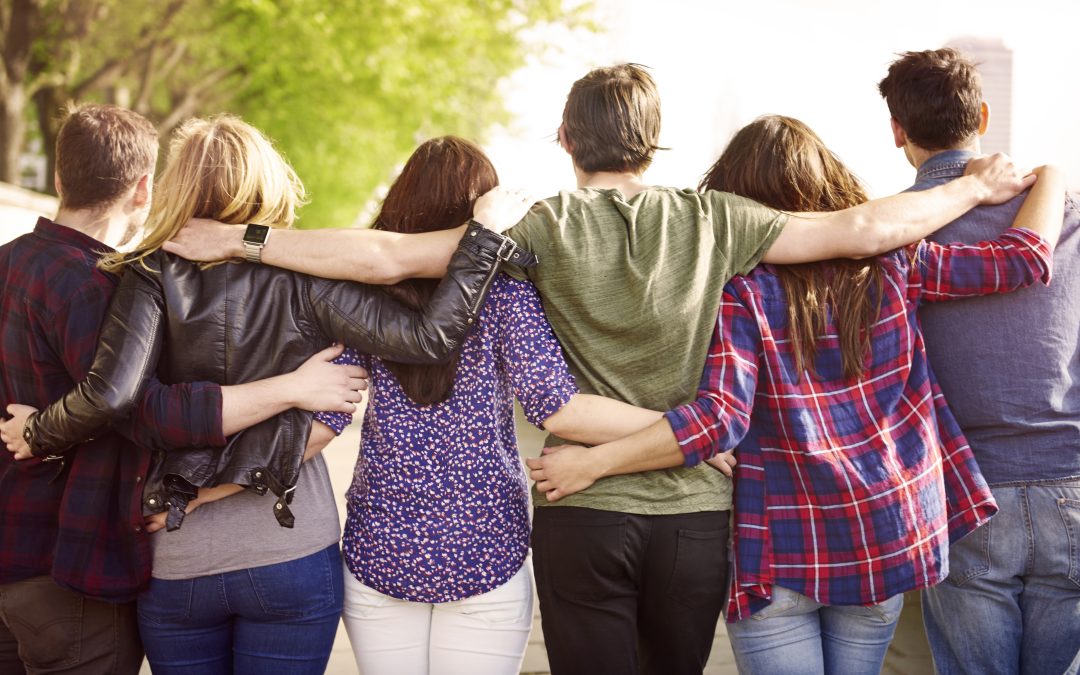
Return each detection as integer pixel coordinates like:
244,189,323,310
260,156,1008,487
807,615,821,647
1003,227,1054,284
663,406,708,467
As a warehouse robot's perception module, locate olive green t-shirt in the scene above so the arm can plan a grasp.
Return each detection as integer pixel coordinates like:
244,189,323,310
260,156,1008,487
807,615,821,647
508,187,787,514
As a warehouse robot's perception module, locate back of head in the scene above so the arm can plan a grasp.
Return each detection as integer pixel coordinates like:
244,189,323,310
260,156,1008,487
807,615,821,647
702,115,881,380
561,63,662,174
107,115,305,271
55,103,158,211
376,136,499,405
878,48,983,151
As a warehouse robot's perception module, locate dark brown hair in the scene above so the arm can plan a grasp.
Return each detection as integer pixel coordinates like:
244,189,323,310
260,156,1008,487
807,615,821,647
55,103,158,210
701,115,883,380
877,48,983,151
561,63,662,174
376,136,498,404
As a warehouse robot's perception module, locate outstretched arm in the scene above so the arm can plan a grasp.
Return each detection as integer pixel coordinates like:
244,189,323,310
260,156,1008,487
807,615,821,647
763,153,1037,263
528,285,761,502
162,186,537,284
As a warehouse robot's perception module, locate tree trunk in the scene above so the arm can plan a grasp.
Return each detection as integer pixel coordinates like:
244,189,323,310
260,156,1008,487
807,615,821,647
33,87,65,195
0,84,28,184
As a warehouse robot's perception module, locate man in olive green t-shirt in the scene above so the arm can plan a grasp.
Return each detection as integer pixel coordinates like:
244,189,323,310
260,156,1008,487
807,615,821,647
159,63,1035,675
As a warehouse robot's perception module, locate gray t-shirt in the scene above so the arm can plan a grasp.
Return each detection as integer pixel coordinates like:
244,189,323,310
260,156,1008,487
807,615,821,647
150,454,341,579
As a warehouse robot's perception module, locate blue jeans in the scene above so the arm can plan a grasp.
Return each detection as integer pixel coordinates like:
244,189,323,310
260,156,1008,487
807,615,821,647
923,479,1080,675
137,543,344,675
726,586,903,675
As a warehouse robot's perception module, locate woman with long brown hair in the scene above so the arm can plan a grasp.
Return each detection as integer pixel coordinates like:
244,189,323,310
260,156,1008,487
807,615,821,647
315,136,662,674
524,115,1065,674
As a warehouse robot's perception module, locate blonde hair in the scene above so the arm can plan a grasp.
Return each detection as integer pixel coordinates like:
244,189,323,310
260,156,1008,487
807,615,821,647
100,115,305,272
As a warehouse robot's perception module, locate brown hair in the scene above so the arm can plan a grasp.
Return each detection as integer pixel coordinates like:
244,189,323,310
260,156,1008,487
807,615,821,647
877,48,983,151
701,115,883,380
55,103,158,210
376,136,499,405
560,63,663,174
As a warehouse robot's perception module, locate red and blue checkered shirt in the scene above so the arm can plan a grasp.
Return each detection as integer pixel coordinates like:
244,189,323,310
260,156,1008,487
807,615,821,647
0,218,225,602
664,227,1052,622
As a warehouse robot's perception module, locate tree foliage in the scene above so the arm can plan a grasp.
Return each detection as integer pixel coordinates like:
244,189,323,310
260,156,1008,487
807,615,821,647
0,0,573,226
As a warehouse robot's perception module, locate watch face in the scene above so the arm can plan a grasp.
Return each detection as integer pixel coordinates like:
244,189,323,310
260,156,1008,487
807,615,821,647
243,224,271,245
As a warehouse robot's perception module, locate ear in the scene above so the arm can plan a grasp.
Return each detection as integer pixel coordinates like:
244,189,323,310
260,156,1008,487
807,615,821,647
978,101,990,136
557,124,573,154
54,172,63,198
889,118,907,149
131,173,152,208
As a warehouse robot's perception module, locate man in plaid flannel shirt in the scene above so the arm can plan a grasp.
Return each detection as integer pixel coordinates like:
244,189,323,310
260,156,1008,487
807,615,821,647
0,104,364,674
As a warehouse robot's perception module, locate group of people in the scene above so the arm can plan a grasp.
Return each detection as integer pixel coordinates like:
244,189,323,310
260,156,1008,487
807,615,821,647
0,47,1076,675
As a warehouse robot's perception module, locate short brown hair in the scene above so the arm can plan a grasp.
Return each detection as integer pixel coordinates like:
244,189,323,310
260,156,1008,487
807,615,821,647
55,103,158,210
877,48,983,151
561,63,662,174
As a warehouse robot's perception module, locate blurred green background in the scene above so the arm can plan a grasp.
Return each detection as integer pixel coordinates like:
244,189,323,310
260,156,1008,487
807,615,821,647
0,0,582,228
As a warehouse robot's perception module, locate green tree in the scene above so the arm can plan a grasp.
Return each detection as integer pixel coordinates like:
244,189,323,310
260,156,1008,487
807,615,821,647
0,0,573,226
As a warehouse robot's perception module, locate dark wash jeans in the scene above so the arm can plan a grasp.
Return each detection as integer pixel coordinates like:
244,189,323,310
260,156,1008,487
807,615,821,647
532,506,729,675
137,543,344,675
0,575,142,675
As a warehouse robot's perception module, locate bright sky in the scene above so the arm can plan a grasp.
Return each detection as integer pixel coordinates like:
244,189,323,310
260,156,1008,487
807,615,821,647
485,0,1080,197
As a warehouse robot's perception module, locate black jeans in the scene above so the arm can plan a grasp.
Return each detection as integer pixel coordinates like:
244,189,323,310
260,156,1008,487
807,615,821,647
532,506,730,675
0,575,142,675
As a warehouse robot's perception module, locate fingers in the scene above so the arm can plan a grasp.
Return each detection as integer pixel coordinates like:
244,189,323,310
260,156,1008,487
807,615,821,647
346,377,368,392
313,344,345,361
524,457,542,470
1019,173,1038,191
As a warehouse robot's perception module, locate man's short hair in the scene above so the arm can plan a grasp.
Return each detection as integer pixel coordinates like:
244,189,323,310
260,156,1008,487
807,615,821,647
55,103,158,210
878,48,983,151
561,64,662,174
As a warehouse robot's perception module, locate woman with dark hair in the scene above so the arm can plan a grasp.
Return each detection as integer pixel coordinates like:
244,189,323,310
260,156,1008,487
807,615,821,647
316,136,662,674
525,115,1065,674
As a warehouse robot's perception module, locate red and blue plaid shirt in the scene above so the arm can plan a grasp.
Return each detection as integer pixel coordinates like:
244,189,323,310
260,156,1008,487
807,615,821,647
664,227,1052,622
0,218,224,602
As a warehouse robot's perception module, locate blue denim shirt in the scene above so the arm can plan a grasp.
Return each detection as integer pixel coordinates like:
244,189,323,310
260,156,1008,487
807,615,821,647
910,150,1080,485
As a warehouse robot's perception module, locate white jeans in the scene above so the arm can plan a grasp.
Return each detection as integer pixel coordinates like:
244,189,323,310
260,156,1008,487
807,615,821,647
341,560,534,675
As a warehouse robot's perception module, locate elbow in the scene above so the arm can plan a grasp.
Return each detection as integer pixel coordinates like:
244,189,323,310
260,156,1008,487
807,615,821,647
848,213,887,259
85,372,141,422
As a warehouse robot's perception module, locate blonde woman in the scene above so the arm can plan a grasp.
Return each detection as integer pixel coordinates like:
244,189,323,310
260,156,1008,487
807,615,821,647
15,116,534,674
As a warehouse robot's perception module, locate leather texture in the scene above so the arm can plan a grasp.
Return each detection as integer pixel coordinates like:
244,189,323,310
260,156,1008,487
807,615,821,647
28,224,531,528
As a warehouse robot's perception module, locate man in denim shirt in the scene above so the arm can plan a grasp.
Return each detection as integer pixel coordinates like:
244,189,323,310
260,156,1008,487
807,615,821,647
879,48,1080,675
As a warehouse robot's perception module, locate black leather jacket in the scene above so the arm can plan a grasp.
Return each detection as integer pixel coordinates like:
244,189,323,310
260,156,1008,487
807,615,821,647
27,223,535,529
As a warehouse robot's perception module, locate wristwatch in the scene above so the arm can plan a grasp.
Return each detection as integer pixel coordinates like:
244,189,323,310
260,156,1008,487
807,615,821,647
242,224,271,264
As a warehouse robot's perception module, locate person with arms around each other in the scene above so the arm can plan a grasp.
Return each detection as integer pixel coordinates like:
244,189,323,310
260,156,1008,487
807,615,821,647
879,48,1080,675
526,114,1065,675
0,105,364,675
3,115,534,675
316,136,663,675
157,64,1038,675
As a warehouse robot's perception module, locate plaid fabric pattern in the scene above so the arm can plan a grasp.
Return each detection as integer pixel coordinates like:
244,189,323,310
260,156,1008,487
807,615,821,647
0,218,223,602
665,228,1051,622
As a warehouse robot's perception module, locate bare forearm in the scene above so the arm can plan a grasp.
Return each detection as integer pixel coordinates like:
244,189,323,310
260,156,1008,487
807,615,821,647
219,376,297,436
589,418,685,477
543,394,664,445
1015,166,1065,246
767,175,989,263
303,422,336,461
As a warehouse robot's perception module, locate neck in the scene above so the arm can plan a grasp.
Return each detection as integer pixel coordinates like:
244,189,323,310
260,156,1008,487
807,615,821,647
53,206,135,248
911,137,981,170
575,167,650,199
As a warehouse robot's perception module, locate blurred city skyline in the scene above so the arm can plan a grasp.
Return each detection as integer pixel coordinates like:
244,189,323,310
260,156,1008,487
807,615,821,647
486,0,1080,198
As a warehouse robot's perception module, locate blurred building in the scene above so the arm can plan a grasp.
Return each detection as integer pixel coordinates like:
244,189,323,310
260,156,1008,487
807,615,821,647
946,37,1013,155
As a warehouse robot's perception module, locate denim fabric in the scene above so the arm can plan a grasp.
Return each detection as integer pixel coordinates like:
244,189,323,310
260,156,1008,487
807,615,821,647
911,151,1080,486
726,586,903,675
137,543,344,675
923,480,1080,675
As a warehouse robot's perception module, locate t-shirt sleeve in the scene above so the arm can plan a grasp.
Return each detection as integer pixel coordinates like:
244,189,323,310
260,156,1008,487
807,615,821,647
505,202,553,282
707,191,788,276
